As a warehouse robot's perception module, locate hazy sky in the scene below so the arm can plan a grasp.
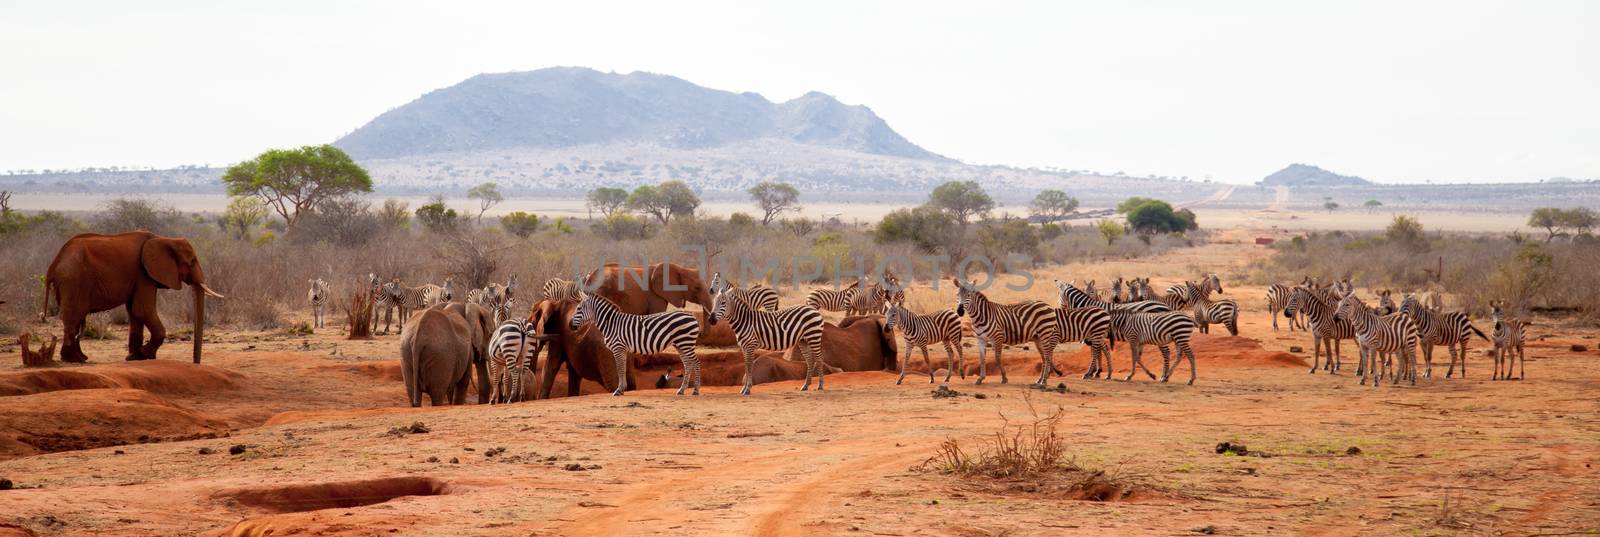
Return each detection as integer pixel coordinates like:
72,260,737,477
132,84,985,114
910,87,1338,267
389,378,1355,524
2,1,1595,183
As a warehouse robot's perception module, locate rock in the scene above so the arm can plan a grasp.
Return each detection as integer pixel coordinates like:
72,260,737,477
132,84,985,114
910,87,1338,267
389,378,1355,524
563,463,587,471
228,444,248,455
449,457,459,464
1215,442,1248,456
1288,346,1304,353
425,456,439,463
0,478,12,490
1570,344,1588,352
1345,446,1362,456
1192,526,1216,534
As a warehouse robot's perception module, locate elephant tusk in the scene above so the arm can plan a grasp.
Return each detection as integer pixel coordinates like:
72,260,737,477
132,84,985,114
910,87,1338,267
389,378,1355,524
199,283,226,299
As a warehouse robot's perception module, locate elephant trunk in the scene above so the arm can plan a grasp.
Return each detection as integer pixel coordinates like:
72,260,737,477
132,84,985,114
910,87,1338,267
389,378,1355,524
192,285,204,364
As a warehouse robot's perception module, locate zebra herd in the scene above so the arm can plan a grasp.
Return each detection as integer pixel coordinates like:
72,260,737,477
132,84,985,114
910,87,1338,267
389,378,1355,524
1275,277,1529,384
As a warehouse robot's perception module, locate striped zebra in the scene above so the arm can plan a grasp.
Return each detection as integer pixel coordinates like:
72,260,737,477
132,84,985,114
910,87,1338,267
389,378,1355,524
1107,310,1199,384
1084,280,1105,301
1334,277,1354,297
1055,280,1170,314
725,281,780,312
490,297,518,326
1333,290,1420,387
367,273,397,333
541,277,581,303
1266,283,1309,331
1132,277,1156,302
1055,306,1114,380
486,319,536,403
307,278,330,329
848,277,889,316
1490,301,1527,380
708,273,826,395
804,278,862,313
953,278,1060,386
1187,275,1238,336
884,291,964,384
1287,285,1358,374
387,278,448,327
1401,294,1488,379
1109,277,1126,304
570,289,702,396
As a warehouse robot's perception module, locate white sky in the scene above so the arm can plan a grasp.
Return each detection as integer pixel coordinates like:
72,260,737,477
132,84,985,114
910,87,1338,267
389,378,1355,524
1,0,1595,184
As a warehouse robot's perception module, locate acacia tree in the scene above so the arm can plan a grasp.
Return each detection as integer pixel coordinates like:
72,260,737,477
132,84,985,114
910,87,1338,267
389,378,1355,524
223,196,266,240
586,187,628,217
466,182,504,223
748,181,801,225
1528,207,1563,242
222,144,372,231
927,180,994,226
1363,199,1383,213
1029,189,1079,223
627,180,700,225
1097,219,1125,245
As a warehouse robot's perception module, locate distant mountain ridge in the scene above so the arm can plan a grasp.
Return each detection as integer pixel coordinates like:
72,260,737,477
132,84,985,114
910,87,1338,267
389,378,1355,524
335,67,946,161
1259,163,1371,186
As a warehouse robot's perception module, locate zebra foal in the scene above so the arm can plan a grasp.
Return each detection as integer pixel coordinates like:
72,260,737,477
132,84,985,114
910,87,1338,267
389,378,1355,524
1490,301,1527,380
884,290,964,384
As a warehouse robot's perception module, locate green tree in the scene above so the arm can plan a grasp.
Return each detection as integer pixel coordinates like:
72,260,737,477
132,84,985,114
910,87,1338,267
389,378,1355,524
728,212,757,227
1115,197,1161,214
1029,189,1079,223
627,180,700,225
1324,201,1340,213
976,217,1042,260
927,181,993,225
874,206,958,253
1385,214,1426,250
1097,219,1125,245
748,181,801,225
467,182,504,223
1528,207,1563,242
223,196,266,240
586,187,629,218
1363,199,1383,213
222,144,372,230
500,211,540,238
1124,199,1196,234
1557,207,1597,236
415,195,460,233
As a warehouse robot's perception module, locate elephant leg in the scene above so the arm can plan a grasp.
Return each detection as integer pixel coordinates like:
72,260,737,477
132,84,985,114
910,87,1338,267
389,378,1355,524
137,296,166,361
451,367,472,405
126,303,146,361
60,310,89,363
474,357,490,404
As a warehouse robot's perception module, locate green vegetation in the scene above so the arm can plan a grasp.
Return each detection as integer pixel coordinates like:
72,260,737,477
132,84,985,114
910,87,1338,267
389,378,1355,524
221,144,372,231
414,195,460,233
874,206,958,253
1527,207,1597,242
1029,189,1079,223
466,182,503,222
927,180,993,225
1121,198,1197,235
626,180,700,225
585,187,629,217
747,181,801,225
499,211,541,238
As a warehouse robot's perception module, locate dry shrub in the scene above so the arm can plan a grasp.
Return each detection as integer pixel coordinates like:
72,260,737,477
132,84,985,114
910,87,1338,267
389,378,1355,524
914,397,1145,501
20,332,57,367
345,288,373,340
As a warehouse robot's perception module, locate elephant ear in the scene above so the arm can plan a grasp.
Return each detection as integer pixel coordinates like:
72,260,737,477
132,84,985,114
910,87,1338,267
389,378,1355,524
141,238,183,290
649,263,688,308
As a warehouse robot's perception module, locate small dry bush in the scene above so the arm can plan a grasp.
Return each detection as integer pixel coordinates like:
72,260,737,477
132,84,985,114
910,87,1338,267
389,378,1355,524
914,398,1144,501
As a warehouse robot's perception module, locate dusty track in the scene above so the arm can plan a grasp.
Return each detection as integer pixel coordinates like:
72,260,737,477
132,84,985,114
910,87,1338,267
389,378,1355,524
2,231,1597,536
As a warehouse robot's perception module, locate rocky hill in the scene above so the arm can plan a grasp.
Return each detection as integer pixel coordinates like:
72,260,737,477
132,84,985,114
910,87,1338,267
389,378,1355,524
334,67,946,162
1259,163,1371,186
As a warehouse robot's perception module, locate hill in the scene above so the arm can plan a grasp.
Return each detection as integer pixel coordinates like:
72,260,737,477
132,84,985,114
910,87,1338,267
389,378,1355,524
1258,163,1371,186
334,67,946,162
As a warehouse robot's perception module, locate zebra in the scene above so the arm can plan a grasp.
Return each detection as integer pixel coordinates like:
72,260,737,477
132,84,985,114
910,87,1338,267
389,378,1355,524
307,278,330,329
884,290,964,384
490,297,518,326
367,273,397,333
1334,277,1354,297
804,278,862,313
1401,293,1488,378
1133,277,1156,302
1084,279,1104,301
1287,285,1358,374
486,318,536,403
1333,290,1420,387
708,272,826,395
1490,301,1528,380
1055,305,1114,380
724,281,780,312
847,277,889,316
570,288,702,396
541,277,581,303
1186,275,1238,336
953,278,1060,386
1266,283,1309,332
1109,277,1126,304
1106,310,1199,384
1056,280,1170,314
387,278,447,329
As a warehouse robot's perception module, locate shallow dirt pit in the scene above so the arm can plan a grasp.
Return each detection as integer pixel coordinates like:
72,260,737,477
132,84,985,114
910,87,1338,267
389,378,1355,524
0,361,242,397
213,476,454,513
0,388,227,458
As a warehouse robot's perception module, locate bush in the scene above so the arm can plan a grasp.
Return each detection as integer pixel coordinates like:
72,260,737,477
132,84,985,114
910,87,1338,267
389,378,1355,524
728,212,758,227
500,211,541,238
1124,199,1196,235
415,197,461,233
875,207,958,253
1385,215,1426,251
780,217,817,237
592,213,652,240
94,198,183,235
976,218,1041,264
294,196,380,247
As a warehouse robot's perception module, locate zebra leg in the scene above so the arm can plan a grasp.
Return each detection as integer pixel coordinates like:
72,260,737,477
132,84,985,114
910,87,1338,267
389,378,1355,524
1034,344,1053,387
1181,341,1197,385
975,337,987,385
1517,345,1525,380
922,345,936,383
942,342,958,383
1227,315,1238,337
1458,341,1467,378
1332,338,1342,373
1158,345,1174,382
739,345,757,396
1421,342,1433,378
812,339,826,391
799,344,815,391
895,343,913,385
1093,340,1112,380
1445,343,1458,378
609,346,628,396
676,343,699,396
1309,334,1322,374
1083,341,1099,380
993,343,1008,384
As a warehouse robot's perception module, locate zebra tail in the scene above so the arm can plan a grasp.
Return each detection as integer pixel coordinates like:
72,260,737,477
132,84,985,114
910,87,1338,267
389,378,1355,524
1469,324,1489,341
